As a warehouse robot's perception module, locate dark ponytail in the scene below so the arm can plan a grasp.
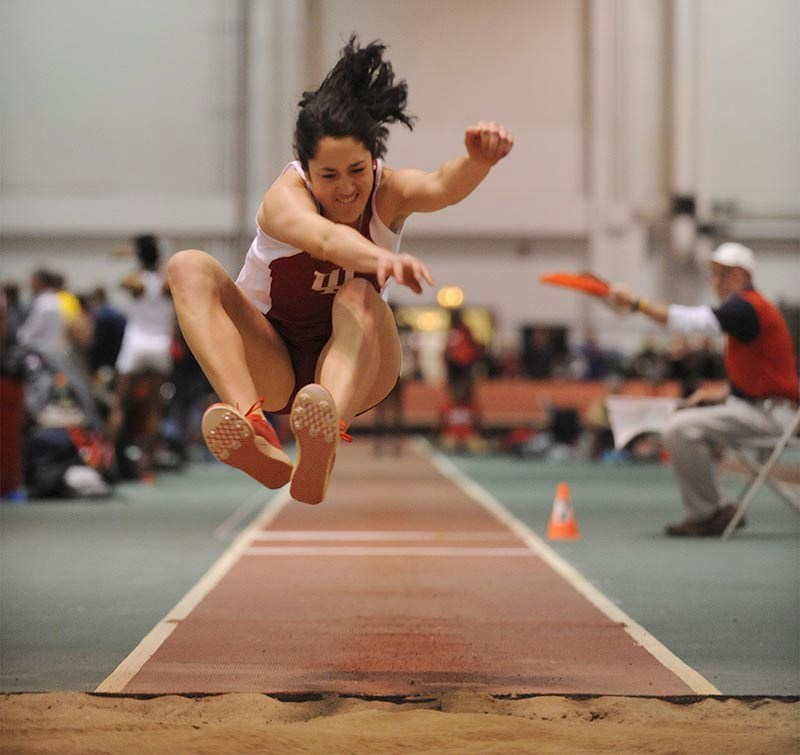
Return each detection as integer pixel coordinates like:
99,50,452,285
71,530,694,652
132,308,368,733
294,35,415,169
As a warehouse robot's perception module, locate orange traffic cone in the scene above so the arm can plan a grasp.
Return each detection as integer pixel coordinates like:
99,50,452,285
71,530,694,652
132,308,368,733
547,482,580,540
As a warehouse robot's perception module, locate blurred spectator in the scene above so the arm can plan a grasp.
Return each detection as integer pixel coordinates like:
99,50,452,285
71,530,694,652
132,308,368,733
584,374,624,459
51,272,93,354
398,312,422,381
0,288,25,498
665,334,695,397
548,407,582,455
574,329,615,380
439,381,486,454
373,378,404,456
660,333,726,397
17,269,66,355
0,289,6,342
168,326,215,457
631,337,669,382
1,283,26,341
10,276,114,498
497,345,522,378
686,335,725,380
444,308,483,390
51,272,82,322
86,287,127,376
107,234,175,477
522,327,555,378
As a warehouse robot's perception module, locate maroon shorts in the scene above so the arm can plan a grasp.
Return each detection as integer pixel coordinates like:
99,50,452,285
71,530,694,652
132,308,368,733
267,316,331,414
266,313,399,417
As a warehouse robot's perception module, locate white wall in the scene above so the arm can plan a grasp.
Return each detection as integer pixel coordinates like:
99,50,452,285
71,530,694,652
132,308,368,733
316,0,587,236
0,236,231,310
1,0,797,355
0,0,241,235
700,0,800,217
1,0,235,194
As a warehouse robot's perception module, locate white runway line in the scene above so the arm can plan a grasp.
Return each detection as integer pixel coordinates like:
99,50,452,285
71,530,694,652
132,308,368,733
421,439,722,696
248,530,516,542
95,489,292,694
243,545,534,557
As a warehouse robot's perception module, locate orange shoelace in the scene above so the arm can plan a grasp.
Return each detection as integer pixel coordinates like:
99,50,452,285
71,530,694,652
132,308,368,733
243,397,351,442
243,398,265,417
240,398,285,449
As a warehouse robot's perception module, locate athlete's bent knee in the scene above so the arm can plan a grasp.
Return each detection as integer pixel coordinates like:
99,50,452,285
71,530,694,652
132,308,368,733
168,249,203,286
168,249,220,293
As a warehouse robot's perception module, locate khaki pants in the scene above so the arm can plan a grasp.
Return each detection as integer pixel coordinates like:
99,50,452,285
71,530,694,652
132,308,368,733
662,396,796,521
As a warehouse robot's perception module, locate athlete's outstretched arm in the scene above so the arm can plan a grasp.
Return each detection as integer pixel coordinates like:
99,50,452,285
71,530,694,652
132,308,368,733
259,173,433,293
390,121,514,217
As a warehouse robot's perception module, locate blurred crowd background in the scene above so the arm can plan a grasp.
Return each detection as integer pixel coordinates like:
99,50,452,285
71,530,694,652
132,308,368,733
1,0,798,499
3,243,771,501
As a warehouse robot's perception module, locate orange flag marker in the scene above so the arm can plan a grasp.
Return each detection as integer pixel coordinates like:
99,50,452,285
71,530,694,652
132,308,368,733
547,482,581,541
540,271,610,298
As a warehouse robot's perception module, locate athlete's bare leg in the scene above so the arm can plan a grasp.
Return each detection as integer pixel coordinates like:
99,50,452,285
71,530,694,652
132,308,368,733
167,249,295,412
286,279,400,503
315,278,402,425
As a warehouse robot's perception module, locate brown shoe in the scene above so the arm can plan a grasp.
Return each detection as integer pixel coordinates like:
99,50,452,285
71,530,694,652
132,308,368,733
665,504,746,537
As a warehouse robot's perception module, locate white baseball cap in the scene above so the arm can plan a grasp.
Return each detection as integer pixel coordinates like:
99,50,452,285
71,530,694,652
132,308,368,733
711,242,755,273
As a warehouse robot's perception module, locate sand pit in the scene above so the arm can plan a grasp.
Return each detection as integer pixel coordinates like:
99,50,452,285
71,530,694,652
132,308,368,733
2,691,797,754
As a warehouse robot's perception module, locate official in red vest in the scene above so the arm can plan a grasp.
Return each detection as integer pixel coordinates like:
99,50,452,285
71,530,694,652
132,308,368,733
609,242,798,536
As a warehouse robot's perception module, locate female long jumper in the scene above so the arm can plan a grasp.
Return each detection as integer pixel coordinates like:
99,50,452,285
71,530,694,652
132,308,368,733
168,37,513,504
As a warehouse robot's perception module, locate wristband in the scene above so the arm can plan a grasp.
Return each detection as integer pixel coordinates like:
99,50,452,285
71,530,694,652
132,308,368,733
631,297,648,313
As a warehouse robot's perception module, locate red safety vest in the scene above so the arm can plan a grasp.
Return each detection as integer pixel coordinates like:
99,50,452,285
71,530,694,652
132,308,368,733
724,290,799,401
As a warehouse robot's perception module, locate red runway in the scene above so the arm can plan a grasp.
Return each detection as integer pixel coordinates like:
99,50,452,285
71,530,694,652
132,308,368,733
102,441,704,696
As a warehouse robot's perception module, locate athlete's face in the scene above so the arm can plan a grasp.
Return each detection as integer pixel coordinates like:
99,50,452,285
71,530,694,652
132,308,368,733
710,262,750,300
307,137,375,227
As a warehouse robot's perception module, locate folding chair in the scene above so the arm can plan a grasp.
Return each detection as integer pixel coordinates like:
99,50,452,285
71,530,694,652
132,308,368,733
722,404,800,540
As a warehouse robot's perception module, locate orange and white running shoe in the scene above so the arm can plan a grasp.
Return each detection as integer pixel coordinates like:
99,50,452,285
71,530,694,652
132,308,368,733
202,400,292,489
289,383,350,505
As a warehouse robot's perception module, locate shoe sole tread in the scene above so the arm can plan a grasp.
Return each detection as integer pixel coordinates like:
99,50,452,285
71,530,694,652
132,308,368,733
202,404,292,489
289,385,338,505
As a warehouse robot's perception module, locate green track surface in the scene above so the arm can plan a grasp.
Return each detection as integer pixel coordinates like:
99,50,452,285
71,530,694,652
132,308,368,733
1,464,273,692
448,453,800,695
1,453,798,694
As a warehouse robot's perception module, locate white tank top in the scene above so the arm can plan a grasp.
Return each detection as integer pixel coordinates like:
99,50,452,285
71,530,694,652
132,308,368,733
124,270,174,338
236,159,402,317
